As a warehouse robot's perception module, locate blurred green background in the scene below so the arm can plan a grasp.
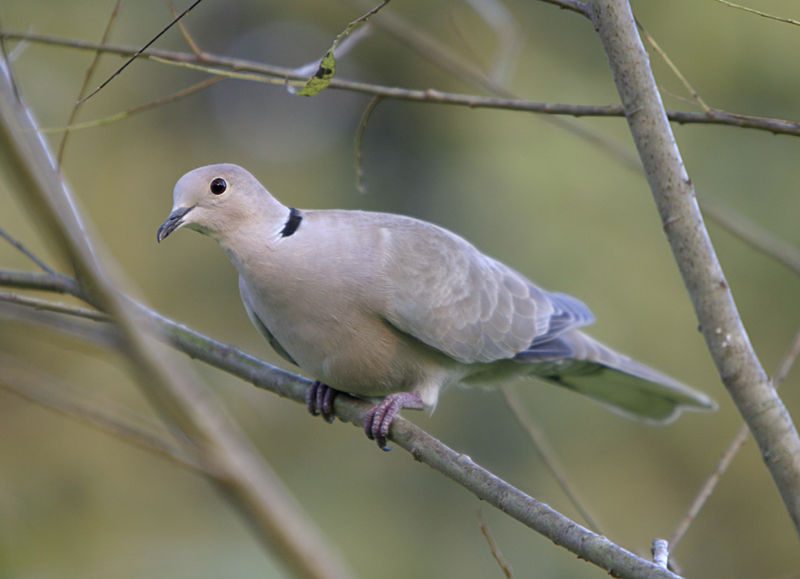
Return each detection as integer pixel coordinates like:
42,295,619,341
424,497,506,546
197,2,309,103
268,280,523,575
2,0,800,577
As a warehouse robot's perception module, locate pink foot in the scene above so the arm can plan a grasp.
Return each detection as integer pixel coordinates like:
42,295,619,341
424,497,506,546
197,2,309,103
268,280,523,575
364,392,425,451
305,381,338,423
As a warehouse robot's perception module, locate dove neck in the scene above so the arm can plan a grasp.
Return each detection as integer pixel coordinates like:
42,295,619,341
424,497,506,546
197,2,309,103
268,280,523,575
218,199,295,256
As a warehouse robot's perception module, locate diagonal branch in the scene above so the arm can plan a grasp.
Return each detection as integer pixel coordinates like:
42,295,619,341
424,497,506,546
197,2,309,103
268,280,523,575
78,0,205,103
0,59,354,579
57,0,122,165
588,0,800,537
1,351,205,473
0,268,681,579
669,327,800,550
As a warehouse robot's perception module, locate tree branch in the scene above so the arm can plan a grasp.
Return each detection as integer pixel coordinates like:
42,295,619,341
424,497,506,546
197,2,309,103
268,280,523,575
588,0,800,536
0,267,681,578
0,59,354,579
2,30,800,137
1,351,206,473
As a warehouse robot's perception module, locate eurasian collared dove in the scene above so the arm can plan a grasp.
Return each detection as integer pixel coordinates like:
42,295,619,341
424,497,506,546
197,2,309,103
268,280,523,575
158,163,716,449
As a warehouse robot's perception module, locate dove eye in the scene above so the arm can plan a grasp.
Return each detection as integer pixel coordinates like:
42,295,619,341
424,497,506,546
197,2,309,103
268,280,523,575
210,177,227,195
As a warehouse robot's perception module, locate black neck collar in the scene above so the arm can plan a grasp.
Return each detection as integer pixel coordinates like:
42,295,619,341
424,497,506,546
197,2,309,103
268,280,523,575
280,207,302,237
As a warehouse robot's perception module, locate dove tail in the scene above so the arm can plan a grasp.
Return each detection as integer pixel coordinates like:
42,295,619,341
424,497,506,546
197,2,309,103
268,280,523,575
517,331,716,423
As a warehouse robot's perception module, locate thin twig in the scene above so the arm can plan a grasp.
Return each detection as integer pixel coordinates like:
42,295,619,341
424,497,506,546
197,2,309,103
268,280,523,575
0,21,21,102
339,0,635,167
669,328,800,549
353,95,382,193
477,508,514,578
0,269,83,296
501,387,603,534
78,0,205,104
536,0,589,16
774,330,800,385
713,0,800,26
38,75,226,135
463,0,523,87
0,291,105,320
636,17,710,112
668,423,748,550
57,0,122,165
1,352,207,473
700,196,800,277
169,0,206,58
0,296,123,350
3,30,800,137
0,226,54,273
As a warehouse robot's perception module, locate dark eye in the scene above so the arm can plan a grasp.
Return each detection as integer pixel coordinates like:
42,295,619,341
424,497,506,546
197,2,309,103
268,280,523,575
210,177,227,195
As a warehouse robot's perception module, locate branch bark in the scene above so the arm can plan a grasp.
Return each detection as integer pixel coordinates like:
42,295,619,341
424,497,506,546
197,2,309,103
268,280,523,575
0,58,354,579
1,268,682,579
3,30,800,137
587,0,800,536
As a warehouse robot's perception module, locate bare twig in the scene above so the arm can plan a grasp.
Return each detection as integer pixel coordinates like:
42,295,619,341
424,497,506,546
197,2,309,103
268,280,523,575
669,423,748,550
537,0,589,16
713,0,800,26
169,0,206,58
0,226,54,273
3,30,800,137
339,0,643,170
477,508,514,578
39,75,226,135
774,330,800,386
501,387,602,533
0,23,21,102
78,0,205,103
699,196,800,277
0,291,105,320
353,95,382,193
669,328,800,549
463,0,523,87
588,0,800,537
636,17,710,112
1,351,205,472
57,0,122,165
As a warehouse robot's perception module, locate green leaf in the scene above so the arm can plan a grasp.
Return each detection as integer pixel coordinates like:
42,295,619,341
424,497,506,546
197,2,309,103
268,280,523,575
297,50,336,96
296,0,391,97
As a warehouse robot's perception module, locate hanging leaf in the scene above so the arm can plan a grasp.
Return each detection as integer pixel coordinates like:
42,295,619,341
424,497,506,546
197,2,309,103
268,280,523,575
297,50,336,96
296,0,390,96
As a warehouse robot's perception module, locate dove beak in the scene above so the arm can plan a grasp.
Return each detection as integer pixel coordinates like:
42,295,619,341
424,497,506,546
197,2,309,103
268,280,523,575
157,205,194,243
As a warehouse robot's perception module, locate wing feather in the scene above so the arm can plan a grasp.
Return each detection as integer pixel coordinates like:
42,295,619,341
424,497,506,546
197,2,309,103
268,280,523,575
380,216,593,364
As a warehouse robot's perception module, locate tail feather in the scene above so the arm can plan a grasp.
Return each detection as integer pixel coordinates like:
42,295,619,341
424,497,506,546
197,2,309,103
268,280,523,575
518,331,717,424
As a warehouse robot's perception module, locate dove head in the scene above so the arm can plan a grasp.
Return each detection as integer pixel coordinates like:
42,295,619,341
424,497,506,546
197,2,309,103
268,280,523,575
157,163,287,243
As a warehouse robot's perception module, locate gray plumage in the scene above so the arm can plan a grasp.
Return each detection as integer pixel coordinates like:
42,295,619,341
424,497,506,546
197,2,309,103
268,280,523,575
158,163,715,448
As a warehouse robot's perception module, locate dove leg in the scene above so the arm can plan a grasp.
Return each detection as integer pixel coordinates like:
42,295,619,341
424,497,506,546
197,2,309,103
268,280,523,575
305,380,338,423
364,392,425,451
